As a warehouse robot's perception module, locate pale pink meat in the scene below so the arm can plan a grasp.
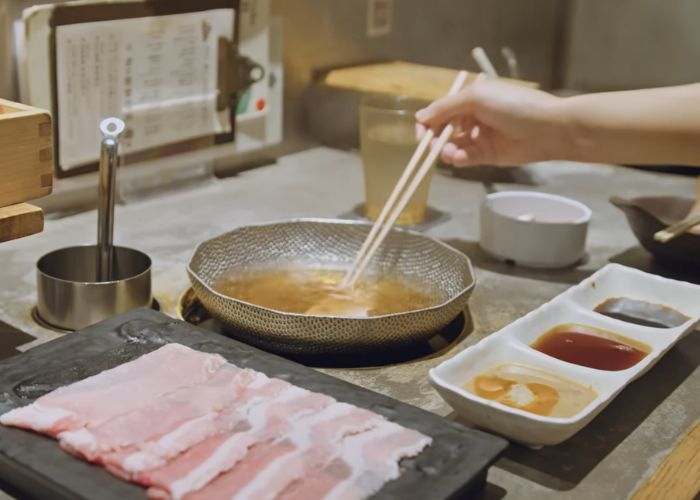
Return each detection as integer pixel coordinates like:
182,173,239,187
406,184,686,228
0,344,227,435
0,343,434,500
322,421,433,500
144,386,334,500
228,404,384,500
145,432,252,499
186,402,383,500
58,366,254,461
277,458,352,500
108,375,289,480
184,440,297,500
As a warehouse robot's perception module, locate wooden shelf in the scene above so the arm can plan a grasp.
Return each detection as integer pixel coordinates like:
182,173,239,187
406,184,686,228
0,203,44,243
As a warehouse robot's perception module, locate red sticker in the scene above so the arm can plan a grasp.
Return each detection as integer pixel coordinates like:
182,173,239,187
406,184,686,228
255,99,266,111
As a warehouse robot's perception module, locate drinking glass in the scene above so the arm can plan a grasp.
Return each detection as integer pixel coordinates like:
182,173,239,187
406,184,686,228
359,95,433,225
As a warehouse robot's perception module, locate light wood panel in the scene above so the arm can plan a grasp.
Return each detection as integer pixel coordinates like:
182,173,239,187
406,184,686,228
631,419,700,500
0,99,53,208
322,61,537,101
0,203,44,243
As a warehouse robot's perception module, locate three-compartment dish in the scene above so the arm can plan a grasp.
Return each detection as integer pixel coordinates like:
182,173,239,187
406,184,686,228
429,264,700,446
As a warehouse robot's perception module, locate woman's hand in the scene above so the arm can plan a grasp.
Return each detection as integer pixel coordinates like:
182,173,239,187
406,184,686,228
415,79,565,167
417,79,700,168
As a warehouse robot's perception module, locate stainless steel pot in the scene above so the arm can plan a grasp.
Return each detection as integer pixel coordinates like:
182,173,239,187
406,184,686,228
36,245,152,331
188,218,475,355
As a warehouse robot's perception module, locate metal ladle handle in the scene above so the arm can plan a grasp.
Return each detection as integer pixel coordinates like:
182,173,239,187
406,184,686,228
97,117,125,282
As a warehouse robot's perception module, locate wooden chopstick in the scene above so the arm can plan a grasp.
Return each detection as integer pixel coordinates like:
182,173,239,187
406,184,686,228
654,176,700,243
344,111,465,288
342,70,470,289
471,47,498,77
653,212,700,243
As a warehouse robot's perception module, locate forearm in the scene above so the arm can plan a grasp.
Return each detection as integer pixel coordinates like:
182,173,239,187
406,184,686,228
548,84,700,166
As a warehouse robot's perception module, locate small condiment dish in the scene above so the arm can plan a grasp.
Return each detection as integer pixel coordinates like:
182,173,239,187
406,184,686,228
479,191,592,268
429,264,700,446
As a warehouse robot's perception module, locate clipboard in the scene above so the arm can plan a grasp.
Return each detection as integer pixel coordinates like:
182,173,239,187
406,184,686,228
49,0,244,177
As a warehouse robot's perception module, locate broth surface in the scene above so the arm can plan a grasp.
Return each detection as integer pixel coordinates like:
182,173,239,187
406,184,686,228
213,268,440,317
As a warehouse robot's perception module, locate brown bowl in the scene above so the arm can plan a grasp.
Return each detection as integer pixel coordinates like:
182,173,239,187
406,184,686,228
611,196,700,266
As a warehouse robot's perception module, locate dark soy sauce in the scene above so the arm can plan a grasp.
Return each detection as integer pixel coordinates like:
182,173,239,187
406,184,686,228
532,324,650,371
594,297,689,329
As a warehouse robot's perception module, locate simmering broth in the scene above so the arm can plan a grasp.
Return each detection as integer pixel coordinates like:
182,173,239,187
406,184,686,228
213,268,440,317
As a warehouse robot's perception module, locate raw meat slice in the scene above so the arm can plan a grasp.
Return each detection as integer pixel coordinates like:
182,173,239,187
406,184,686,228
0,343,434,500
107,375,289,479
322,421,432,500
104,413,236,479
145,385,335,500
147,432,258,500
277,458,352,500
58,366,254,461
229,404,384,500
187,403,384,500
0,344,226,435
184,439,297,500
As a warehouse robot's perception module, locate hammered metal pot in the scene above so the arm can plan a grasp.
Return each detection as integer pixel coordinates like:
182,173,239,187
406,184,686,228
187,219,475,355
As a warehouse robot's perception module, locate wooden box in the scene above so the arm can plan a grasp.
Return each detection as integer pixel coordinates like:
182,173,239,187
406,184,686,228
321,61,538,101
0,99,53,208
0,203,44,243
0,99,51,243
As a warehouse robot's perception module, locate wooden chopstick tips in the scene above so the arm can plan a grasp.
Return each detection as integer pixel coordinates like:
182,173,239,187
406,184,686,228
654,177,700,243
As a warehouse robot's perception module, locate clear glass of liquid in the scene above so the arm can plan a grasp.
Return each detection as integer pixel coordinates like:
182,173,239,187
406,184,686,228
360,95,432,226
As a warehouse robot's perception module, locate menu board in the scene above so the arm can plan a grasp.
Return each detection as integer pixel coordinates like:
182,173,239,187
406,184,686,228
54,8,234,171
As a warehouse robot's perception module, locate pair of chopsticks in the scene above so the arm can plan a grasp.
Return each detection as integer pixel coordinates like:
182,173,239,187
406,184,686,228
340,70,471,289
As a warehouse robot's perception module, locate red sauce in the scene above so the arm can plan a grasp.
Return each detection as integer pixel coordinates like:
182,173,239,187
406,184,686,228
531,324,649,371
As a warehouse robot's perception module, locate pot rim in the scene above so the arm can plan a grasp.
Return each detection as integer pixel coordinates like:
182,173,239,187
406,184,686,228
37,245,152,286
485,191,592,225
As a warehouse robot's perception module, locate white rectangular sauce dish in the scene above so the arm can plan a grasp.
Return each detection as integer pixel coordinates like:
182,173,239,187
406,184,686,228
429,264,700,447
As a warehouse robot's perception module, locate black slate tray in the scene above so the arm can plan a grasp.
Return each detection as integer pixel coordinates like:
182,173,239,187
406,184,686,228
0,309,507,500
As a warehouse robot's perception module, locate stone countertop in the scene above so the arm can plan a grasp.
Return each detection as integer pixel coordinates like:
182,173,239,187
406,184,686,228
0,147,698,499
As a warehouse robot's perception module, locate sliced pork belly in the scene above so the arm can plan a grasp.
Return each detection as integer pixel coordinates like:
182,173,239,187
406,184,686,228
186,403,383,500
0,344,226,435
146,432,258,500
1,343,434,500
106,375,290,479
184,439,298,500
277,458,352,500
322,421,432,500
145,385,335,500
58,366,255,461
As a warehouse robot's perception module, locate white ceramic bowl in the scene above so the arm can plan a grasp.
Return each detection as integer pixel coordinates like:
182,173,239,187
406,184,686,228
479,191,592,268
